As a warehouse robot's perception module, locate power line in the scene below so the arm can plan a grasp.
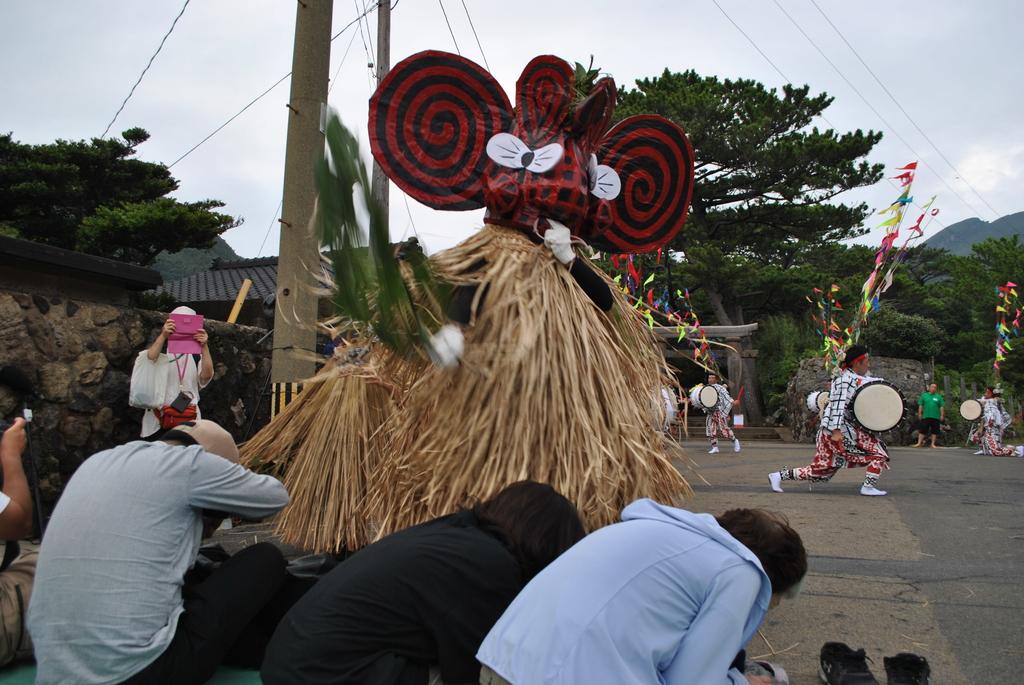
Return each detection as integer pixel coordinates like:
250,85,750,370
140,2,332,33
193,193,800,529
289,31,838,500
770,0,987,220
709,0,790,84
807,0,1001,219
353,0,375,88
256,198,285,258
401,192,418,241
254,11,362,256
709,0,835,130
460,0,489,71
168,7,377,169
328,21,361,95
361,0,376,60
437,0,461,55
168,71,291,168
100,0,191,138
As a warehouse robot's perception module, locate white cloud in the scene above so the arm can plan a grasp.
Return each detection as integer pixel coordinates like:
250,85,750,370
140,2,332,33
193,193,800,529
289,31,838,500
957,143,1024,193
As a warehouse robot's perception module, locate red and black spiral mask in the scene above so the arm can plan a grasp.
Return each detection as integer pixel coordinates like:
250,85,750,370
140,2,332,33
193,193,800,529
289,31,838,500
369,51,695,253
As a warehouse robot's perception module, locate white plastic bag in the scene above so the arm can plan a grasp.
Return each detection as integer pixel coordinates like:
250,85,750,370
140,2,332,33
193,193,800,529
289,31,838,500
129,351,168,409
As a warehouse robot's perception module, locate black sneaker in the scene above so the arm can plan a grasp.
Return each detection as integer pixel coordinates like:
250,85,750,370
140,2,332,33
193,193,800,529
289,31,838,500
819,641,879,684
884,652,930,684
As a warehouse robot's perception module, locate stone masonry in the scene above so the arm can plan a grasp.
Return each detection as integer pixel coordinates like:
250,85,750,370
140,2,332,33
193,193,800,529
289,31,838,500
785,356,928,445
0,289,273,510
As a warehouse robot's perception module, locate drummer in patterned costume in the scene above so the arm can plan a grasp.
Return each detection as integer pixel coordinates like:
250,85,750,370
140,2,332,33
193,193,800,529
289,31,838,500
978,388,1023,457
703,373,741,454
768,345,890,496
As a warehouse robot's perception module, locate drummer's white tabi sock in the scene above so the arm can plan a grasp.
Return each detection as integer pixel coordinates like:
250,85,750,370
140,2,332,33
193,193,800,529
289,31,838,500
862,473,884,490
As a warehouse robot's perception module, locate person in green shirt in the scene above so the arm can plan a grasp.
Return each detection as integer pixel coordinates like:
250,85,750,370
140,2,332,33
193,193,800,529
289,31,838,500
914,383,945,447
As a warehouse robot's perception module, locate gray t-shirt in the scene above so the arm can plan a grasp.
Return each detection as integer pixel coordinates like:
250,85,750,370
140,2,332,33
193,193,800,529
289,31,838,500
28,440,289,684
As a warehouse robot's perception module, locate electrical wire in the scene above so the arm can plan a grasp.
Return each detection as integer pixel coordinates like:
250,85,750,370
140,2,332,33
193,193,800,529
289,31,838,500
168,6,377,169
808,0,1001,219
253,10,362,257
437,0,461,55
168,71,291,168
709,0,835,129
361,0,376,64
771,0,987,219
256,198,285,258
354,0,375,88
100,0,191,138
709,0,790,84
460,0,489,71
328,20,361,95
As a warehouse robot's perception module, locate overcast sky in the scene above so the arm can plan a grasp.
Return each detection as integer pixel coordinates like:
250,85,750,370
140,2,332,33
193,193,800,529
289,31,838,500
3,0,1021,258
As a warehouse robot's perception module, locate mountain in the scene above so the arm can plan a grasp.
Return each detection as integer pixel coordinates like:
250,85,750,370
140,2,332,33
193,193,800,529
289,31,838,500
151,237,242,282
924,211,1024,255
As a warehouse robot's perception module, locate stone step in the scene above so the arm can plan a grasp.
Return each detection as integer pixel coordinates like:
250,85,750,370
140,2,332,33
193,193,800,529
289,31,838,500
671,425,784,440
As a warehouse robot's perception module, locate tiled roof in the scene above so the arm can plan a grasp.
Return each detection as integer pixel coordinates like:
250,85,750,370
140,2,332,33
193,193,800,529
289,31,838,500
156,256,279,303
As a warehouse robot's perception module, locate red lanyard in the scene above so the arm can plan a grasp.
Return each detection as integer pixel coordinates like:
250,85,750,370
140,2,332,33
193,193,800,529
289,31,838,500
173,355,188,391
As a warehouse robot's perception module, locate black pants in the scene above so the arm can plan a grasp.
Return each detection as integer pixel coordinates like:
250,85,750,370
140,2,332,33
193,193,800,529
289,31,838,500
919,417,942,436
121,543,290,685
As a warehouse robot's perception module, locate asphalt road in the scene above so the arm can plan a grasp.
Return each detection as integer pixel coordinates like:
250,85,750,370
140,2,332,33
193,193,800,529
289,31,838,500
681,439,1024,684
216,438,1023,683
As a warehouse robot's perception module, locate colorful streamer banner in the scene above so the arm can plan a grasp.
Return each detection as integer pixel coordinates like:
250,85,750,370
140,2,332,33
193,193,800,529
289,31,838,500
807,283,849,371
607,253,721,374
993,280,1020,375
847,162,939,345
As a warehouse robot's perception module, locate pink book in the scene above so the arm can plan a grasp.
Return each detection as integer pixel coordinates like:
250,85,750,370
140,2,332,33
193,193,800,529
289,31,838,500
167,313,205,355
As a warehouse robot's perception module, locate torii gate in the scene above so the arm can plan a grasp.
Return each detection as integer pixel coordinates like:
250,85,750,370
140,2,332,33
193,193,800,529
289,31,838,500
653,323,763,425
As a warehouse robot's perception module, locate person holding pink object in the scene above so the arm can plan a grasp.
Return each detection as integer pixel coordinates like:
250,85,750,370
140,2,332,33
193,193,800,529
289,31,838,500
140,306,215,438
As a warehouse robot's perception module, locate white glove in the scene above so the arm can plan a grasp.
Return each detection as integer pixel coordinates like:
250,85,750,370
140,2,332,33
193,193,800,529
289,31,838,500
426,324,464,369
543,219,575,266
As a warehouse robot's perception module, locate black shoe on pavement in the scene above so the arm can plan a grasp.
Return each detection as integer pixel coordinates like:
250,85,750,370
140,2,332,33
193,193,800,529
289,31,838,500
819,641,879,684
883,652,930,685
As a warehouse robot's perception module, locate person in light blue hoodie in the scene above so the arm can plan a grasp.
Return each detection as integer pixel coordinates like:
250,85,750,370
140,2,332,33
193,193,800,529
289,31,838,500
476,499,806,685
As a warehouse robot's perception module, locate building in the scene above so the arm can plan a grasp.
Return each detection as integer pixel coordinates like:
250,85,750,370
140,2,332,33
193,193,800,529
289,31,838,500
155,256,279,327
0,235,162,305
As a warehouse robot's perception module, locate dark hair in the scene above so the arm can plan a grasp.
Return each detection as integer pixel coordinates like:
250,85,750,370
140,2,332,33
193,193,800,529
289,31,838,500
841,344,869,369
473,481,585,581
716,509,807,595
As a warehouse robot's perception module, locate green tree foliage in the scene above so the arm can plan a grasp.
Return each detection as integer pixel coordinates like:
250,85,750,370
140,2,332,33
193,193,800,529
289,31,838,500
0,128,240,265
860,306,945,360
756,315,820,414
614,70,883,324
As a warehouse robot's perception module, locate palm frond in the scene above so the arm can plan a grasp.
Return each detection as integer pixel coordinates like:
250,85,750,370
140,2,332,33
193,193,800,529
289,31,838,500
315,111,449,356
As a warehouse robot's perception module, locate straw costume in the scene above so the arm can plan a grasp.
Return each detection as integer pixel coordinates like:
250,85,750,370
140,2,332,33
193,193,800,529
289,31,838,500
240,344,421,552
362,51,697,532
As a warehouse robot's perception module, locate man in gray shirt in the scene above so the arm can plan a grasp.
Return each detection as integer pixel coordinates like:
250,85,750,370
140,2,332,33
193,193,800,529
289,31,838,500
28,420,290,685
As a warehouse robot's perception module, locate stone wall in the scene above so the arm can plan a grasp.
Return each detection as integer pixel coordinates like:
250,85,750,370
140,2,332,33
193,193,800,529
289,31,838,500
0,289,272,509
785,356,929,445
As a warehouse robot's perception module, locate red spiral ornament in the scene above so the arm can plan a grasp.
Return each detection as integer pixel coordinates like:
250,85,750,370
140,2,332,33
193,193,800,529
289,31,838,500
589,115,695,253
369,50,512,211
515,55,573,147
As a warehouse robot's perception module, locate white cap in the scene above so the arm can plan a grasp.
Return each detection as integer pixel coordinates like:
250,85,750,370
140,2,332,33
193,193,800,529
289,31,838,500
174,419,240,464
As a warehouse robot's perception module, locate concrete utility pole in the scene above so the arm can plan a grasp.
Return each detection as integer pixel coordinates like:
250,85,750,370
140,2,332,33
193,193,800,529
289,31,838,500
370,0,391,221
272,0,333,384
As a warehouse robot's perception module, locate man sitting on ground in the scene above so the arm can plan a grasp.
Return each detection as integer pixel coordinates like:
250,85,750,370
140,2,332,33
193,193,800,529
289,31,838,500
28,420,290,685
0,418,36,668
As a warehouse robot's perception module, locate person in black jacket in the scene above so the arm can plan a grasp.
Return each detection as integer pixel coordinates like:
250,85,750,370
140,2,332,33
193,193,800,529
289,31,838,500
260,481,585,685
